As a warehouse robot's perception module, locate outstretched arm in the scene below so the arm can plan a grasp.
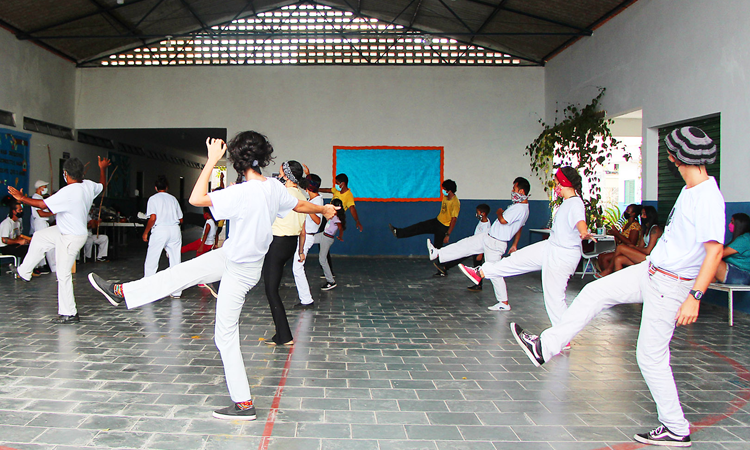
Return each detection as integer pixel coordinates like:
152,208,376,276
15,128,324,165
8,187,47,210
98,156,112,190
294,200,338,220
349,205,363,232
190,138,226,207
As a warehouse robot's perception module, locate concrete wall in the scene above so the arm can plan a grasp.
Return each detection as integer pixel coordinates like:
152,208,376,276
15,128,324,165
74,64,547,254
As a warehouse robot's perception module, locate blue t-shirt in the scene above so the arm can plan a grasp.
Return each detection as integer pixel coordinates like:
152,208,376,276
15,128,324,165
726,233,750,273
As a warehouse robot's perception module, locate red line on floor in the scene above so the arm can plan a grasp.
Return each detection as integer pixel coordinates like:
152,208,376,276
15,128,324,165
257,319,304,450
594,338,750,450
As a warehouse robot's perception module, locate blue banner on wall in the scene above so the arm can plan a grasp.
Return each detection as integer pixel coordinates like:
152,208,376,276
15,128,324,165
0,128,30,198
333,147,443,201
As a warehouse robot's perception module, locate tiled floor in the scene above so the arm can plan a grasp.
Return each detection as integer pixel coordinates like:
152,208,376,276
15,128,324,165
2,249,750,449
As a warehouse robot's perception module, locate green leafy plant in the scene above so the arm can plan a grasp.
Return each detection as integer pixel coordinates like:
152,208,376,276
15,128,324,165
601,205,622,230
525,88,629,228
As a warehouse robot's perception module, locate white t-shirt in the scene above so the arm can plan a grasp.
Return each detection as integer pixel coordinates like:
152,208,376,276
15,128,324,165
30,193,51,233
324,215,342,236
209,178,298,264
146,192,183,227
305,196,324,234
203,218,217,246
490,203,530,242
474,220,490,236
0,216,21,247
650,176,725,278
44,180,103,236
549,196,586,249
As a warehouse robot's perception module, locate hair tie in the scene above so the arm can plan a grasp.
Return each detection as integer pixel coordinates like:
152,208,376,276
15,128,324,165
281,161,298,184
252,160,259,167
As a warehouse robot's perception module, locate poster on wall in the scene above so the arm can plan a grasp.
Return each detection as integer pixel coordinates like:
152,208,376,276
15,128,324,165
333,146,443,201
107,152,130,199
0,128,30,200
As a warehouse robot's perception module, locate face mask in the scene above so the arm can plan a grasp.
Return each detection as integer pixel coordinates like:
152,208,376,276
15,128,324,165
41,187,48,195
729,222,735,233
442,189,449,197
476,213,481,219
553,185,562,198
63,173,68,184
511,192,528,204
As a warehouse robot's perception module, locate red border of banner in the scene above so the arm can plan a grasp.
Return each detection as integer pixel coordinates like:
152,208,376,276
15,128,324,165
332,146,444,202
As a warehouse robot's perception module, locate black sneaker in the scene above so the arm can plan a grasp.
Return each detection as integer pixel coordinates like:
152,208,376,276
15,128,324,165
388,224,398,238
32,268,42,277
52,314,80,324
321,282,337,291
293,302,315,309
212,403,257,421
634,425,691,447
510,323,544,367
202,282,219,299
433,261,447,277
467,285,482,291
38,265,51,275
88,273,124,306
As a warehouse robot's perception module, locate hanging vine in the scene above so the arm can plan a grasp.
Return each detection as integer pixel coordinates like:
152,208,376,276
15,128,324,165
525,88,630,228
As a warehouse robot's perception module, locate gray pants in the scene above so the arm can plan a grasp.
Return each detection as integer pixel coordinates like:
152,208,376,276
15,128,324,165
316,233,335,283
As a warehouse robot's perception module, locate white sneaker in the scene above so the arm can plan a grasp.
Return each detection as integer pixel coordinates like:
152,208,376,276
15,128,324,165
487,302,511,311
426,239,439,261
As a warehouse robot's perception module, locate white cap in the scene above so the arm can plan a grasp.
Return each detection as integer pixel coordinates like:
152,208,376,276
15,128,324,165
35,180,49,189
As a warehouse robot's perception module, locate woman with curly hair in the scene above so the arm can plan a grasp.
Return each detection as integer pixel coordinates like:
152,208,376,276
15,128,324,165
89,131,337,421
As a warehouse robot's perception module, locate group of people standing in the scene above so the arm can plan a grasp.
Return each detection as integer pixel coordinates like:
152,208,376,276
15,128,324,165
5,125,746,448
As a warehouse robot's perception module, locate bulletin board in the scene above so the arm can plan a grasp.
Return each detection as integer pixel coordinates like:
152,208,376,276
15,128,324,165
0,128,30,198
332,146,443,201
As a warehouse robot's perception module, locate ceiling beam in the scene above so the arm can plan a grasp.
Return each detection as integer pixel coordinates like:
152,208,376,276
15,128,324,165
436,0,475,34
18,0,149,38
0,18,77,62
542,0,636,62
464,0,592,34
134,0,168,29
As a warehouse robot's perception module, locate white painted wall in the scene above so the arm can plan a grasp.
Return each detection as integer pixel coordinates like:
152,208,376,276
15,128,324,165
74,65,546,199
545,0,750,202
0,29,205,217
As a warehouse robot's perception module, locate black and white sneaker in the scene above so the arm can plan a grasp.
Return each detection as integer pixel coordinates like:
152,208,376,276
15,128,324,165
212,403,257,421
634,425,691,447
38,265,51,275
321,282,337,291
510,323,544,367
388,224,398,238
433,261,447,277
88,273,124,306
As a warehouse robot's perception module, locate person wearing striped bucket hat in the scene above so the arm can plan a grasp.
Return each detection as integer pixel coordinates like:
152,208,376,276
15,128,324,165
509,126,724,447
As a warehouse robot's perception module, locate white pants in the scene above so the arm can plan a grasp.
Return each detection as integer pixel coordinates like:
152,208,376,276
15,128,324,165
215,258,264,402
144,225,182,296
293,234,317,305
84,234,109,259
122,247,262,403
18,226,87,316
124,248,227,309
31,219,56,272
481,240,581,326
439,233,508,302
539,260,691,435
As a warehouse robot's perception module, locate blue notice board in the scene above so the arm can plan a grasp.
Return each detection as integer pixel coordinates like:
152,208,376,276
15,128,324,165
0,128,30,198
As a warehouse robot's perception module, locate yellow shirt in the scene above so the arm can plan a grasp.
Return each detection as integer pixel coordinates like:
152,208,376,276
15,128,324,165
436,195,460,226
332,187,355,211
272,186,306,236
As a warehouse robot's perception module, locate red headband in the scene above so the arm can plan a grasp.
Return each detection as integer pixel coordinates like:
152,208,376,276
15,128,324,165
555,169,573,188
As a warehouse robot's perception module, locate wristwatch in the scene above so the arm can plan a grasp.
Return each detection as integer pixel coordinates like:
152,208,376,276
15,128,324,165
689,289,703,300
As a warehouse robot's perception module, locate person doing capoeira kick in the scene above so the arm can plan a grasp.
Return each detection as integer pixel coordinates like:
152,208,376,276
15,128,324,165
511,126,724,447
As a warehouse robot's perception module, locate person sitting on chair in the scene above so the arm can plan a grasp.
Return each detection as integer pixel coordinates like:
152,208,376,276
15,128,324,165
596,203,641,271
0,198,31,261
714,212,750,285
597,205,662,278
84,207,109,262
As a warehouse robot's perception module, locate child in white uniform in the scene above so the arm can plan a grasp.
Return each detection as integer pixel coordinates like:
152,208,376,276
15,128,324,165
11,156,110,323
143,176,183,296
30,180,56,272
460,167,588,325
292,173,323,308
432,178,531,309
511,127,724,447
84,208,109,261
88,131,336,421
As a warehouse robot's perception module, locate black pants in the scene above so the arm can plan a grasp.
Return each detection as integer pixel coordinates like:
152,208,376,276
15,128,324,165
396,218,450,248
1,244,29,259
262,235,298,344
